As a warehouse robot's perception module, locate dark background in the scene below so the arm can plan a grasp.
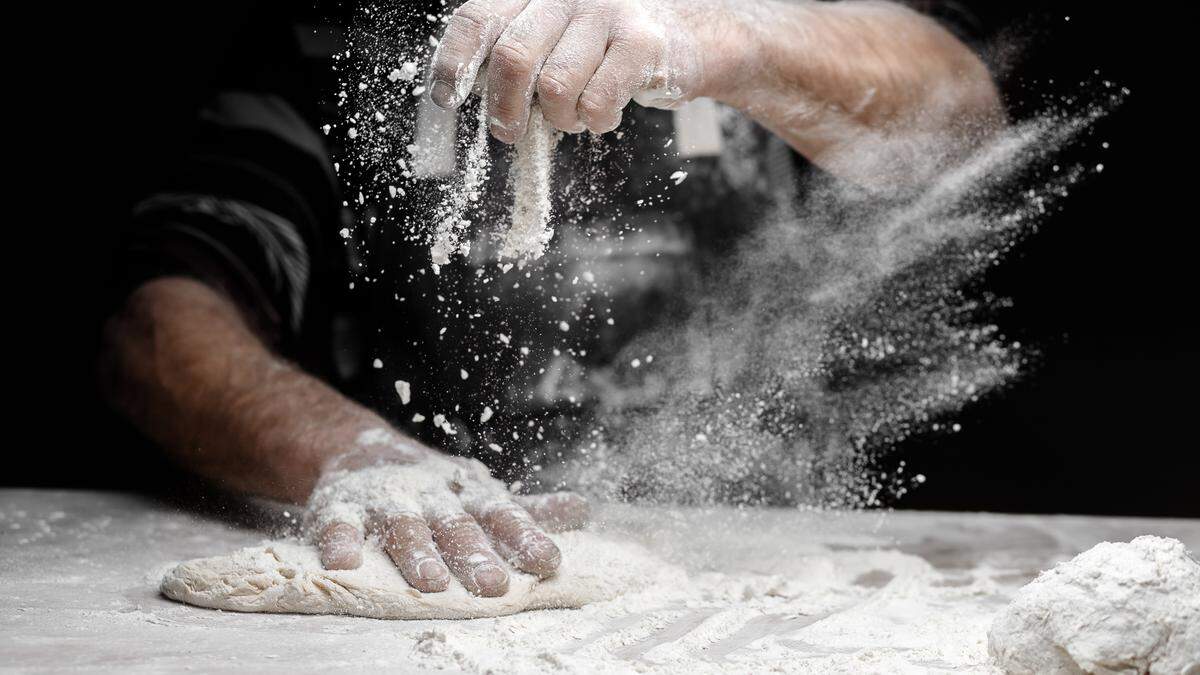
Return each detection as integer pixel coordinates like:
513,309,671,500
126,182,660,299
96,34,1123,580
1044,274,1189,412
10,3,1196,516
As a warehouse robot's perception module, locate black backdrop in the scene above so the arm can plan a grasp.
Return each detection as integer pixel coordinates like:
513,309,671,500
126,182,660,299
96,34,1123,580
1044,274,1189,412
10,2,1196,516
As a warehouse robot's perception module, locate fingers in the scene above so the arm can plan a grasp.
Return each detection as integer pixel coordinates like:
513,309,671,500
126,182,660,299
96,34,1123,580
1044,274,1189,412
470,502,561,578
518,492,590,532
578,27,656,134
376,513,451,593
486,0,574,143
536,13,608,134
432,0,665,140
430,0,530,109
318,521,364,570
429,511,510,597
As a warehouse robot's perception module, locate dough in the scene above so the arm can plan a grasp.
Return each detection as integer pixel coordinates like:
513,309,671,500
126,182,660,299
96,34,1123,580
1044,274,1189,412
160,531,676,620
988,535,1200,675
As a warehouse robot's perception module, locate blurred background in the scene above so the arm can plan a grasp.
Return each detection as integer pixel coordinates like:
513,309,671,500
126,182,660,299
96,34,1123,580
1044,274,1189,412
9,2,1196,517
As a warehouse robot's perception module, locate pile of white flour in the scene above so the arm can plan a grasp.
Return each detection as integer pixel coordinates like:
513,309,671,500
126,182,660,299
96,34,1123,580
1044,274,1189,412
989,535,1200,674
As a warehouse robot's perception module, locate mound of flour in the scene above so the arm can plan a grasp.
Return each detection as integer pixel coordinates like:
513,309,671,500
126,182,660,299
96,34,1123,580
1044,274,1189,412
161,531,679,621
988,535,1200,674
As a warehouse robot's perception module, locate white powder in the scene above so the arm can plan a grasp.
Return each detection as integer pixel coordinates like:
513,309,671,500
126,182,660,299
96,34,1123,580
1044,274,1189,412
500,104,561,261
989,536,1200,674
430,92,493,265
160,522,1005,671
306,430,472,532
319,543,998,672
430,101,562,265
394,380,411,405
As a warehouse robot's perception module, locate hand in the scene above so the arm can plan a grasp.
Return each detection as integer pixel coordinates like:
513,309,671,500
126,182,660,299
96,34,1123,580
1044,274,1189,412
428,0,735,142
307,428,589,597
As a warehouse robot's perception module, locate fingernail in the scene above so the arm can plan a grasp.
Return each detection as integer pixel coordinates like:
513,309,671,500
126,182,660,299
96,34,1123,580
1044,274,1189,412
473,563,508,593
431,80,458,108
521,541,560,577
323,549,361,571
528,539,560,563
418,559,446,581
488,116,517,145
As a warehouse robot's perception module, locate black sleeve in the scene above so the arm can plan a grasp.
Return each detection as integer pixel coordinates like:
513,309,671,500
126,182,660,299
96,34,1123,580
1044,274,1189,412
114,9,340,354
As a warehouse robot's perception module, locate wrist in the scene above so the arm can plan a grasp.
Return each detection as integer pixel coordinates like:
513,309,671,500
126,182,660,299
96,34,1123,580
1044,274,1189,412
242,372,400,501
683,0,770,105
314,425,435,480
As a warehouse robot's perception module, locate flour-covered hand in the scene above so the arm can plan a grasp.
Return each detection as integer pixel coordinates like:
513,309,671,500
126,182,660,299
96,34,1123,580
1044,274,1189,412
307,429,589,597
429,0,734,142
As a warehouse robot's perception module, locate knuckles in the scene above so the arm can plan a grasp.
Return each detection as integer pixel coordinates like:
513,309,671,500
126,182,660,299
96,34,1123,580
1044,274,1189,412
536,68,570,99
439,0,670,139
446,2,495,44
433,6,493,77
615,23,660,53
490,38,538,87
577,91,613,118
430,511,479,533
536,67,580,118
578,91,621,131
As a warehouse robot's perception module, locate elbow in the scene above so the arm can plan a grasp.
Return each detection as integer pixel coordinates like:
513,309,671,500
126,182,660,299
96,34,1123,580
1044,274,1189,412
869,55,1006,189
97,278,178,419
97,276,229,420
97,285,150,421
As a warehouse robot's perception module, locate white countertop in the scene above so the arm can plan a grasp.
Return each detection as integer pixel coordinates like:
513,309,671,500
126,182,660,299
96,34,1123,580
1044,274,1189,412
2,489,1197,672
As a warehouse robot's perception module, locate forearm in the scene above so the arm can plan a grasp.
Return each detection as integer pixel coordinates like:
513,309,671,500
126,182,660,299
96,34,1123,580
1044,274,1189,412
98,277,415,503
698,0,1004,185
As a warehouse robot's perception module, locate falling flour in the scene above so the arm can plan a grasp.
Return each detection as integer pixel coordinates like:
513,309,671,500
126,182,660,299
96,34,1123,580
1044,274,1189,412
499,105,561,261
430,91,493,265
429,102,561,264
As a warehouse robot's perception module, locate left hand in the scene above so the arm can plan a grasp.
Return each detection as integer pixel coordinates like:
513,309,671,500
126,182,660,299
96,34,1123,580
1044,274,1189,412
307,430,589,597
428,0,732,142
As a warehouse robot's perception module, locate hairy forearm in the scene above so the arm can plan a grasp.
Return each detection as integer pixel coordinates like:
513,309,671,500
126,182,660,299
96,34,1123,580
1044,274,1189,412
699,0,1004,185
99,277,414,503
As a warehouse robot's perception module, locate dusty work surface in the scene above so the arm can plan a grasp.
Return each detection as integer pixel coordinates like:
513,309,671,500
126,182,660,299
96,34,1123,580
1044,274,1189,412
2,489,1198,673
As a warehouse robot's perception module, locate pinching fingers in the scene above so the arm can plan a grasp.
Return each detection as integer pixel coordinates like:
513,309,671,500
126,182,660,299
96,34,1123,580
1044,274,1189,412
578,27,657,134
430,0,528,109
536,12,607,133
486,0,573,142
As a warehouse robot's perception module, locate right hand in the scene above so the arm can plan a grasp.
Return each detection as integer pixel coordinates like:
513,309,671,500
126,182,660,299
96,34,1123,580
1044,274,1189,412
427,0,725,142
306,428,589,597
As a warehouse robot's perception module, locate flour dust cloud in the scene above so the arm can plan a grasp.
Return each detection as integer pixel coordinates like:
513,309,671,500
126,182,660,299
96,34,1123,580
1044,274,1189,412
329,2,1125,510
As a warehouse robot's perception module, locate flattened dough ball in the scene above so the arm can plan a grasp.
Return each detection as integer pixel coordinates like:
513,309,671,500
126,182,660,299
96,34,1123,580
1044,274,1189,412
160,531,677,621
